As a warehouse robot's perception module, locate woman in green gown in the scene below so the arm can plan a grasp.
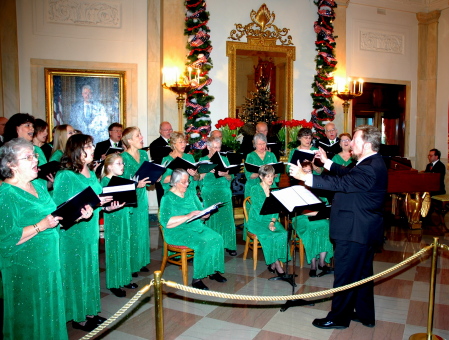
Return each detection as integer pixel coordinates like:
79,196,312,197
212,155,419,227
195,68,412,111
161,131,200,195
121,127,152,274
199,137,236,256
49,124,76,162
246,165,288,276
292,163,334,277
0,138,67,339
159,168,226,290
332,133,355,167
101,153,136,297
53,134,113,332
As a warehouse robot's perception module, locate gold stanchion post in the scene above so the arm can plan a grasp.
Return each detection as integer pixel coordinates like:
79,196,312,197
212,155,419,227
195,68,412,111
154,271,164,340
409,237,443,340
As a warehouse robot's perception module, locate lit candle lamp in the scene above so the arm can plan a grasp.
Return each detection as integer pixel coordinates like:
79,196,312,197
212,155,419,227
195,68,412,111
188,67,192,82
358,78,364,94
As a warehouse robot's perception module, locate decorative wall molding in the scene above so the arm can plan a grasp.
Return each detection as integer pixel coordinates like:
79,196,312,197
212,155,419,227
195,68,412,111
46,0,121,28
360,30,404,54
349,0,449,13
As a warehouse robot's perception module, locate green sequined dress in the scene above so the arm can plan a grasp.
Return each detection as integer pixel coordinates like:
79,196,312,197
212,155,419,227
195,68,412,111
246,184,289,265
332,153,353,167
101,176,133,288
53,169,102,322
244,151,279,199
287,148,333,264
159,190,224,279
199,155,236,251
122,150,150,272
0,181,67,340
161,153,199,195
49,149,63,162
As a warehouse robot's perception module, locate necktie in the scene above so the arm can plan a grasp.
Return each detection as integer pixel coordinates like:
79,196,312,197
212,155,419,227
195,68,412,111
114,142,118,147
331,140,334,145
430,164,433,171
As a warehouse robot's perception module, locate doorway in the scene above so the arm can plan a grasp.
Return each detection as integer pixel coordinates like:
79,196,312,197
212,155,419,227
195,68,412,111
352,82,406,156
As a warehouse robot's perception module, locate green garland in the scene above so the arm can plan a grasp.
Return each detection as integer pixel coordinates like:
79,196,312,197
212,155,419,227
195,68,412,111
184,0,214,157
310,0,337,138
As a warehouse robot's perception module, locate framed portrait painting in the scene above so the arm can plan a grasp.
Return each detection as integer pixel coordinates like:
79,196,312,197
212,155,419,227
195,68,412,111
45,68,126,144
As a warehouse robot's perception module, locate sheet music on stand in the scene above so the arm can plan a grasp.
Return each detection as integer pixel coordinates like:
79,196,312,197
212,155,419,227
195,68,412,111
186,202,224,223
260,185,324,215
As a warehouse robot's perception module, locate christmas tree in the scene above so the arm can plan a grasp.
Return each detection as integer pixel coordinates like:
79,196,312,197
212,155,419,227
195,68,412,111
240,78,278,125
310,0,338,139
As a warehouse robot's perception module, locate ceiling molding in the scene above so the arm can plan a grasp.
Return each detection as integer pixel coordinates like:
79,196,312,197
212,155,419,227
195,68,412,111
348,0,449,13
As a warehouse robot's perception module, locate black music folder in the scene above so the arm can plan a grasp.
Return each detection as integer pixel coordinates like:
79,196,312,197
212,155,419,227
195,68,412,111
220,151,243,165
105,146,124,156
134,161,167,183
186,202,224,223
100,176,137,207
245,161,284,174
210,152,243,178
52,186,101,230
37,161,60,180
260,185,324,215
289,149,315,165
166,157,217,174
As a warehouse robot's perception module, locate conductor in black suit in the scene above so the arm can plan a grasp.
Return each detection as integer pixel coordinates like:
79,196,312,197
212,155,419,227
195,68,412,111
290,125,387,330
425,148,446,195
149,121,173,204
318,122,342,159
93,122,123,161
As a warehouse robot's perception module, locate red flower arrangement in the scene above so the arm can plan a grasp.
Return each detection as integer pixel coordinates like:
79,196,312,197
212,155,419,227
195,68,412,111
215,117,245,150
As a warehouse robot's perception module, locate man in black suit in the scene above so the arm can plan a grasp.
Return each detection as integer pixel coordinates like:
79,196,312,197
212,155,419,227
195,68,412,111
318,122,342,159
94,122,123,161
425,148,446,195
290,125,387,330
149,121,173,204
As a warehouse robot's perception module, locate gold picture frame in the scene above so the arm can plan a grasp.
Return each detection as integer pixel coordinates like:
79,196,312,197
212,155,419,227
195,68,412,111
45,68,126,143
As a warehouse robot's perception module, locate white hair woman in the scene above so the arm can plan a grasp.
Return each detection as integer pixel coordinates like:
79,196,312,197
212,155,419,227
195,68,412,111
159,168,226,290
0,138,66,339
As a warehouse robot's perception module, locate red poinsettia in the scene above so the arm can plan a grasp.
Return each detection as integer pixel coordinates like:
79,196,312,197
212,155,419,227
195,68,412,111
215,117,244,150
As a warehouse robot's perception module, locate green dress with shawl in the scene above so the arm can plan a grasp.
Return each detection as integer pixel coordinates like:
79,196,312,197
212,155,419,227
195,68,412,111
53,169,102,322
159,190,225,279
199,154,236,251
101,176,133,288
244,151,279,199
161,153,199,195
121,150,150,272
246,184,289,265
0,181,67,340
49,149,63,162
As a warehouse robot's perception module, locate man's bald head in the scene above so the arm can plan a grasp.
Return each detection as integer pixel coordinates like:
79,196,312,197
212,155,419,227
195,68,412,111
256,122,268,136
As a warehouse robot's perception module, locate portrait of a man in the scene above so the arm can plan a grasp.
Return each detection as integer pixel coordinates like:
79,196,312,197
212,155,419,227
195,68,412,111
45,68,125,144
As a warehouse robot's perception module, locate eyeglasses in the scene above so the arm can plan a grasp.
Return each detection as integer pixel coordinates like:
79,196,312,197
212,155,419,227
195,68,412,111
325,129,336,132
18,153,39,161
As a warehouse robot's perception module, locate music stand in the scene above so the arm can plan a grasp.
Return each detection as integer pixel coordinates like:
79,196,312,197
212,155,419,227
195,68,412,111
260,187,325,310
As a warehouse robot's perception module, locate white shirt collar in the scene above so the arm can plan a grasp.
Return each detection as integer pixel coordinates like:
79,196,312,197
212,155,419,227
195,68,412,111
356,152,377,165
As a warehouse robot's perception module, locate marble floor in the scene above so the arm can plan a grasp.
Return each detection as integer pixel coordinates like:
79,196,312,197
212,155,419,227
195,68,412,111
67,216,449,340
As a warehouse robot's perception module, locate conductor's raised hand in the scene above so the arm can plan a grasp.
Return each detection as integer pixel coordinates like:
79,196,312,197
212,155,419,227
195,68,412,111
289,161,307,181
315,147,328,163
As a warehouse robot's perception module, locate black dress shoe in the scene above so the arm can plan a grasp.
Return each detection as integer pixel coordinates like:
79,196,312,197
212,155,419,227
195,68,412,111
140,266,149,272
132,272,138,278
209,272,227,282
309,269,317,277
192,280,209,290
267,265,276,274
312,318,348,329
351,313,375,327
110,288,126,297
226,249,238,256
72,318,98,332
90,315,107,324
124,282,138,289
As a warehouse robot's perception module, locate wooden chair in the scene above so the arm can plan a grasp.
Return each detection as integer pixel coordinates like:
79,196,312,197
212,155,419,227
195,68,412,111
242,197,262,270
159,225,194,286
